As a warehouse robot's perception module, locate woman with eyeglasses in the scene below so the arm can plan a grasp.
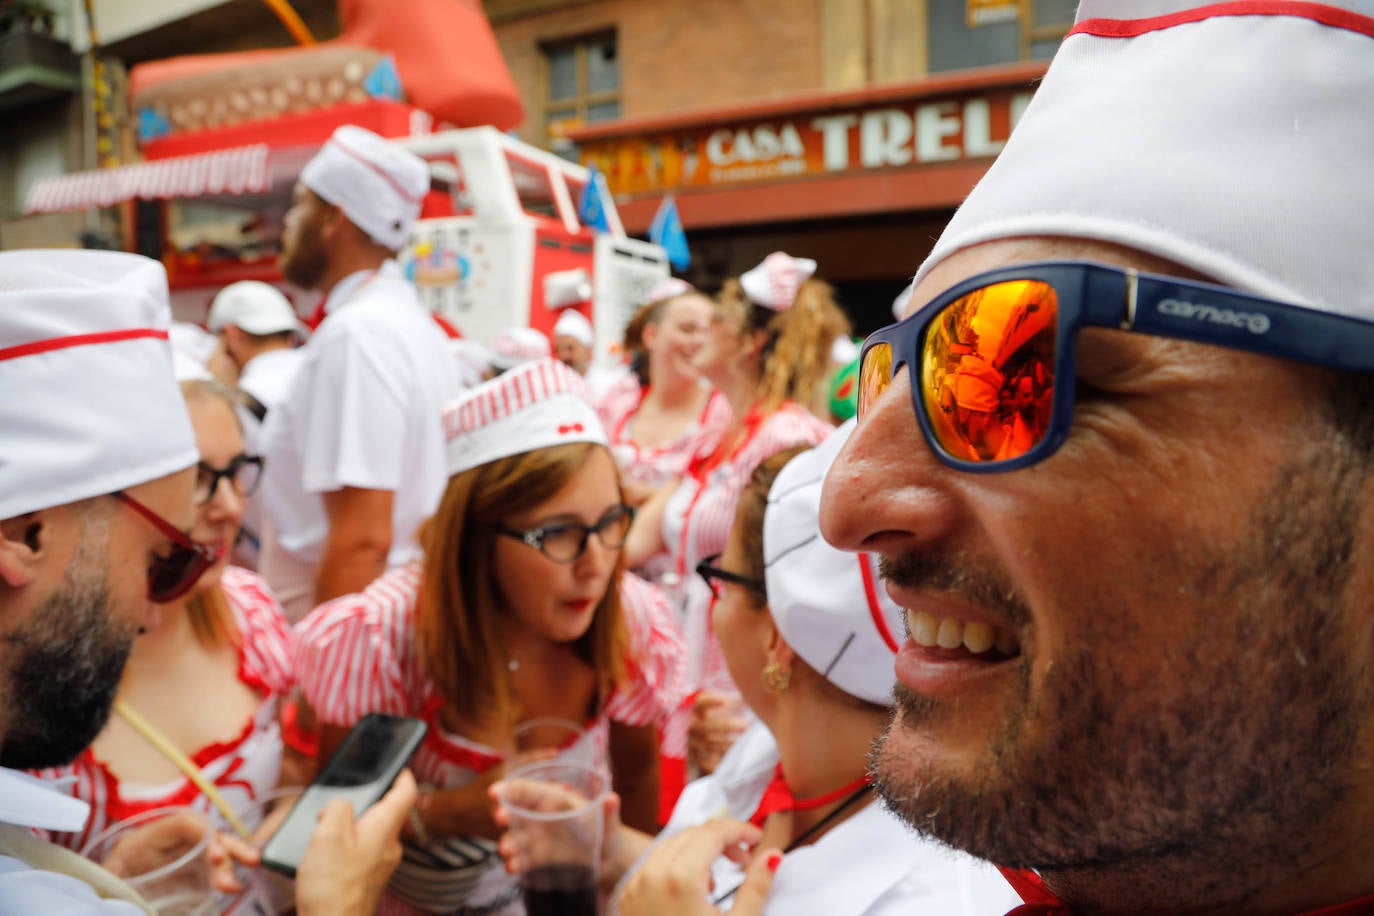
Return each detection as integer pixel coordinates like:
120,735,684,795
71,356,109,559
623,253,844,817
293,359,686,916
29,379,296,907
496,429,1020,915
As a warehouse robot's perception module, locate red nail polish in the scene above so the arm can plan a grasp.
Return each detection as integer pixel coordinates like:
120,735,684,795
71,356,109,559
765,851,783,872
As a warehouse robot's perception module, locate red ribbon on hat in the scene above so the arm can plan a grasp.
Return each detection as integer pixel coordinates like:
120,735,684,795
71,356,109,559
747,763,872,828
558,423,585,435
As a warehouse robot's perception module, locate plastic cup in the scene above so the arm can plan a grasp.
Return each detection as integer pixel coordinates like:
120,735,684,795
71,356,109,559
513,717,592,769
214,787,302,915
81,806,218,916
496,761,609,916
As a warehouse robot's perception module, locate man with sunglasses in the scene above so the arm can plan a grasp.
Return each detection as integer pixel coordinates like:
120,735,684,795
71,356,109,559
813,3,1374,915
0,250,414,913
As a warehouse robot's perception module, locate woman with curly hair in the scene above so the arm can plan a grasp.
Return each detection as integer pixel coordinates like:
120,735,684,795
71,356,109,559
624,252,849,818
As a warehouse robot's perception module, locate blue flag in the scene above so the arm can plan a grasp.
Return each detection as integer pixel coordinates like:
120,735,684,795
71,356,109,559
649,195,690,271
578,164,611,233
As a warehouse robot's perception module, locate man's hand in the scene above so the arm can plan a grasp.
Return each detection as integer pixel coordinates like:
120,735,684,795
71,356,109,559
618,819,779,915
294,769,418,916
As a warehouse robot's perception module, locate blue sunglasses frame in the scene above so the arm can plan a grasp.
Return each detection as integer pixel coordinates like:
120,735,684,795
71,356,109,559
860,260,1374,473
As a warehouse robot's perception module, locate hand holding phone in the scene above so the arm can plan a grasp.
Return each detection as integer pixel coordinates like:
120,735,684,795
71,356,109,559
293,771,417,916
261,712,427,878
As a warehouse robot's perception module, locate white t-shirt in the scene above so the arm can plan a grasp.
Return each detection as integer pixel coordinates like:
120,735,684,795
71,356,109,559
234,347,304,569
259,262,460,617
613,722,1022,916
0,768,148,913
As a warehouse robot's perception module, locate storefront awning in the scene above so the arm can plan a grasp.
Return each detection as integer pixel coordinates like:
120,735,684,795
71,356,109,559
23,144,272,215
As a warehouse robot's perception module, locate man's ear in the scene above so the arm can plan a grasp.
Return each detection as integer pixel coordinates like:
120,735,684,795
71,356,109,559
0,512,45,588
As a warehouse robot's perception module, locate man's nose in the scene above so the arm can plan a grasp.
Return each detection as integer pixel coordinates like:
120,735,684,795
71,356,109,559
820,365,959,555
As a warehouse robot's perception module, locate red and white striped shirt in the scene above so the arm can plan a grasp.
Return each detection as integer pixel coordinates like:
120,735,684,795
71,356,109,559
659,402,833,760
596,376,732,495
293,563,687,916
31,567,294,908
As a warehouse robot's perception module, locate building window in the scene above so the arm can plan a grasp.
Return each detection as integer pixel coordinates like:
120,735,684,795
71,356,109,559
929,0,1075,73
544,31,619,158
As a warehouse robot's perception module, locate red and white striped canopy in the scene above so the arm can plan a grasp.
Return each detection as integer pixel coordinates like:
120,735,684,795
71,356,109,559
23,144,272,215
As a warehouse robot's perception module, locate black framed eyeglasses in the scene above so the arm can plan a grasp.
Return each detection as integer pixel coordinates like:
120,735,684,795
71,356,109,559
112,492,222,602
695,554,766,599
496,504,636,564
859,259,1374,473
194,454,264,506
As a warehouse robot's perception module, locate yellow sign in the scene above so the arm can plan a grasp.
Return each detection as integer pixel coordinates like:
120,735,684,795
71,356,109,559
967,0,1024,27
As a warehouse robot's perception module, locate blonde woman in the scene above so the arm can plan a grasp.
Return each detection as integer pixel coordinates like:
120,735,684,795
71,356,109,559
624,252,847,818
31,380,295,911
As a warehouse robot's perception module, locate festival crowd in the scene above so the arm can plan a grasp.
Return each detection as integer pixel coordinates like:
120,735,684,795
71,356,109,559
2,2,1374,914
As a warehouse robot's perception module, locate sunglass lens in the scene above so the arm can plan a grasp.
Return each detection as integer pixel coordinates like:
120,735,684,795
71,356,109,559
147,546,210,603
920,279,1057,464
857,341,894,419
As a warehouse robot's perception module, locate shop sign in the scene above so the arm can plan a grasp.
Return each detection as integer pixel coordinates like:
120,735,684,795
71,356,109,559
579,88,1034,196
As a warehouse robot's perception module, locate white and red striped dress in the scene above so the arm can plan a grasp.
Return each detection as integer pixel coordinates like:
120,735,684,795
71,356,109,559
293,563,686,916
658,402,833,763
31,567,294,912
596,376,732,497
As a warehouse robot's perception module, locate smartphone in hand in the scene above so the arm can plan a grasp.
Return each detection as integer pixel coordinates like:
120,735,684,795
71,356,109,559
261,712,427,877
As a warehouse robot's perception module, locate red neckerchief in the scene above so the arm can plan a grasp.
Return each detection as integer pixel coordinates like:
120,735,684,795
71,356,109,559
747,762,872,829
998,867,1374,915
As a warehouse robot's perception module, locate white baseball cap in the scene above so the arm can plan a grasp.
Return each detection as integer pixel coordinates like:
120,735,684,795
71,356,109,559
442,358,607,475
740,252,818,312
207,281,302,337
553,309,595,347
914,0,1374,321
0,250,197,519
300,125,430,251
763,420,903,706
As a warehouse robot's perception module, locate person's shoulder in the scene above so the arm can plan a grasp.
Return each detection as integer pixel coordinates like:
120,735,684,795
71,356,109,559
300,563,422,633
616,571,676,632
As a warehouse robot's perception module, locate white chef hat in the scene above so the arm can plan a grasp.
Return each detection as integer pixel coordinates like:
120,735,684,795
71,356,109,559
740,252,818,312
0,250,198,520
449,337,493,389
489,325,552,373
890,281,916,322
300,125,429,252
207,281,302,337
442,358,607,475
169,321,216,381
763,420,903,706
645,276,694,304
553,309,595,347
913,0,1374,321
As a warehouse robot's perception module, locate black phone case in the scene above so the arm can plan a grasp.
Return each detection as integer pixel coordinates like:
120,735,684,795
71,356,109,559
260,712,427,878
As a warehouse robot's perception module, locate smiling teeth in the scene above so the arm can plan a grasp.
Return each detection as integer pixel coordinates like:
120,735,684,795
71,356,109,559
908,610,1020,656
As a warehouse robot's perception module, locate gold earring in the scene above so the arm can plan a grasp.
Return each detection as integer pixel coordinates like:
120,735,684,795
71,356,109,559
761,662,791,694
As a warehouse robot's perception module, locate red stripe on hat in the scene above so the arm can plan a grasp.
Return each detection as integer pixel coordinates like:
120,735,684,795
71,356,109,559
1072,1,1374,40
859,553,900,653
0,328,169,363
329,136,425,205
